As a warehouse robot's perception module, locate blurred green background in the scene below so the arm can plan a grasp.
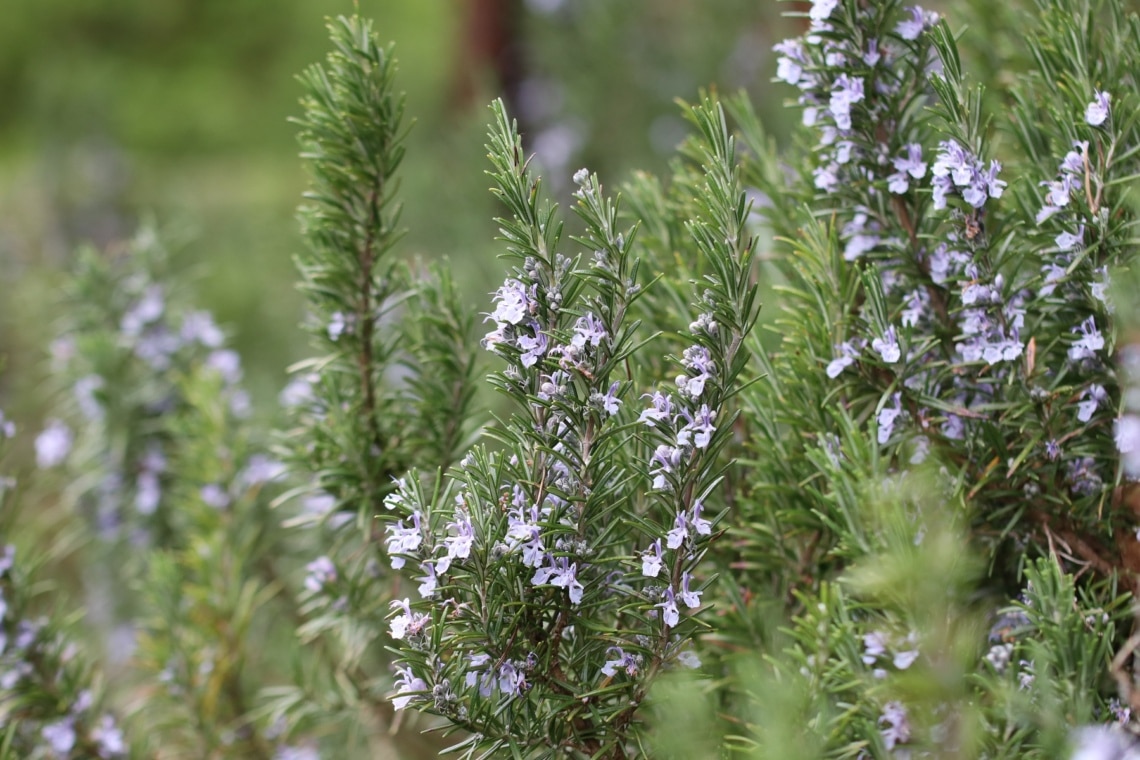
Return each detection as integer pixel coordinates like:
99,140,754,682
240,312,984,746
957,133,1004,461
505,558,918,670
0,0,798,415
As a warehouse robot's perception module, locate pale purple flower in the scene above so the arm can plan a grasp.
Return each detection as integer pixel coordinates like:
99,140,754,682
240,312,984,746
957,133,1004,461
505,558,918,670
518,329,548,368
877,393,904,444
417,561,438,598
827,339,863,378
893,633,920,669
872,326,901,364
200,483,230,510
888,143,927,194
863,631,888,665
813,162,840,193
601,646,640,677
0,411,16,440
1056,225,1085,251
549,558,584,604
678,404,716,449
678,346,715,399
641,539,664,577
465,653,495,697
497,661,529,697
639,391,674,427
280,374,315,408
206,349,243,385
489,278,532,326
928,244,970,285
571,313,607,349
438,512,475,573
600,381,622,416
666,510,689,550
181,310,224,347
774,39,806,86
1039,264,1067,297
327,312,348,341
809,0,839,21
392,665,427,710
1077,384,1107,423
1068,316,1105,362
73,375,105,421
1045,439,1062,461
1116,415,1140,477
120,285,165,337
650,444,683,491
1085,91,1111,126
389,598,429,640
879,701,911,750
657,587,680,627
896,6,938,40
35,419,73,468
384,511,424,569
138,480,176,525
304,556,337,592
829,74,865,130
92,714,126,757
679,572,702,609
861,38,880,65
42,719,76,754
690,500,712,537
240,455,286,488
1068,726,1137,760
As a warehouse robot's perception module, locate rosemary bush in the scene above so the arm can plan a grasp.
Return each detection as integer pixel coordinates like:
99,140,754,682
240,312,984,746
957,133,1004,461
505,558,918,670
2,2,1140,758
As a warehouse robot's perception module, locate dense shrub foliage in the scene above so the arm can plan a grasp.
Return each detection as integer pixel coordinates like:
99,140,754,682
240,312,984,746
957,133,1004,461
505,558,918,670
2,2,1139,758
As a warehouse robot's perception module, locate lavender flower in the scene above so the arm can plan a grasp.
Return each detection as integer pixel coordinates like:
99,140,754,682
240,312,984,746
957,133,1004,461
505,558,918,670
650,445,683,491
639,391,674,427
392,664,427,710
809,0,839,22
862,631,888,665
872,326,901,364
641,539,664,577
666,510,690,550
388,598,429,640
438,511,475,573
826,339,864,378
41,718,76,755
888,143,927,193
879,701,911,750
304,556,337,592
1085,91,1111,126
532,556,584,605
678,572,702,609
895,6,939,40
657,586,680,627
571,313,607,349
200,483,231,510
931,140,1006,210
1116,415,1140,478
1068,316,1105,362
599,381,622,416
417,561,438,598
384,511,424,569
120,285,165,337
1056,225,1085,251
877,393,904,444
601,647,640,678
677,404,716,449
1077,384,1107,423
829,74,865,131
35,419,73,468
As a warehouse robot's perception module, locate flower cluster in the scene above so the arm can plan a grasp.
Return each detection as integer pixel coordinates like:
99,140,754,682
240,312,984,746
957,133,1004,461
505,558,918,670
0,545,127,758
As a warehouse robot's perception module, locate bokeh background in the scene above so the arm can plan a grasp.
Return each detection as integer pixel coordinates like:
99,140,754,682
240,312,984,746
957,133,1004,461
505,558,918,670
0,0,801,420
